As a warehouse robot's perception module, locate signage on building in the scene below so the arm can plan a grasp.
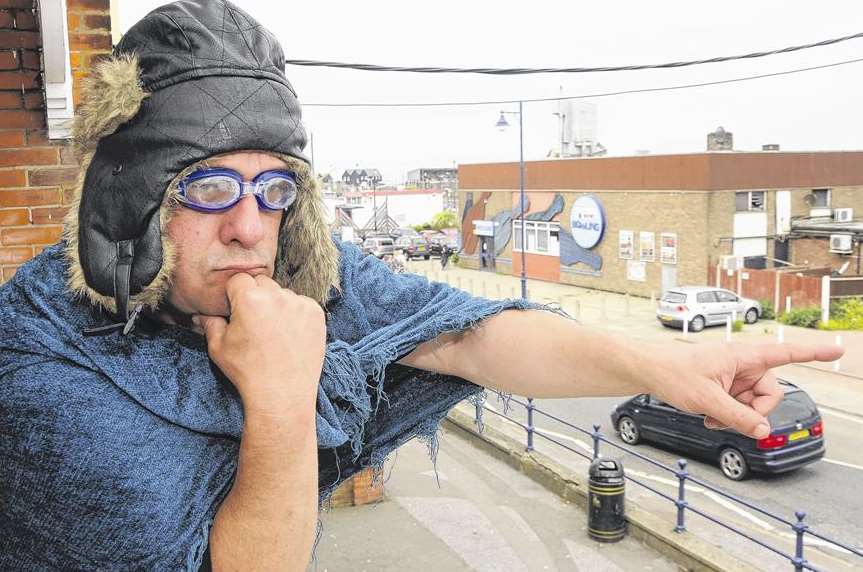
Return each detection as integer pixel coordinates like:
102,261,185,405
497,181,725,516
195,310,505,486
627,261,647,282
619,230,634,259
660,233,678,265
569,195,606,249
473,220,495,236
639,232,655,262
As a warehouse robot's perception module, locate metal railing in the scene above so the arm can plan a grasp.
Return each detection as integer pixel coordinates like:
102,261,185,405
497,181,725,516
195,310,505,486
470,390,862,572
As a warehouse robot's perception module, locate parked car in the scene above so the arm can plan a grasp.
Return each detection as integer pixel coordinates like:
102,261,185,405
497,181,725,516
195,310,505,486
427,234,450,257
395,236,431,259
610,381,825,480
656,286,761,332
362,236,395,258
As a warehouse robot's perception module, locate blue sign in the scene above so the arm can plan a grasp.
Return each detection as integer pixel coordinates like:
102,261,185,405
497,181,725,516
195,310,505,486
569,195,606,249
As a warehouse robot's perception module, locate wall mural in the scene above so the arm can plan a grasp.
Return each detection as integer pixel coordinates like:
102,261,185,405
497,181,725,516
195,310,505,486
560,195,606,272
460,191,491,255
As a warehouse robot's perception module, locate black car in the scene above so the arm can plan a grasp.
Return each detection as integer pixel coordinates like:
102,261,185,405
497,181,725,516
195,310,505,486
610,382,825,480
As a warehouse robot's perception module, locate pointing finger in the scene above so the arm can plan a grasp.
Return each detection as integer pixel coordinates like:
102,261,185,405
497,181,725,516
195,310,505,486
756,343,844,369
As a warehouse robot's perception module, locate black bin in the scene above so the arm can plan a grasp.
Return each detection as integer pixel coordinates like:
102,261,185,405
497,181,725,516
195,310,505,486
588,458,626,542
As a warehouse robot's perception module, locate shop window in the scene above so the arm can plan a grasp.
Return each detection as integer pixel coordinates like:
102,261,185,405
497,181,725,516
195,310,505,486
812,189,830,208
735,191,766,212
513,221,560,256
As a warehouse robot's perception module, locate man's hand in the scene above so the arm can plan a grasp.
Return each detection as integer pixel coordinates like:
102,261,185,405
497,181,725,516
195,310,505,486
648,342,844,439
193,273,326,413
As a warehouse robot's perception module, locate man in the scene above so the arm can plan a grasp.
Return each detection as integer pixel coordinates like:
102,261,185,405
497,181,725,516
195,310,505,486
0,1,842,571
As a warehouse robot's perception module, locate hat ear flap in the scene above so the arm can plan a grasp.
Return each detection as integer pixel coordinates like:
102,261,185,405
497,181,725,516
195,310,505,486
72,53,147,162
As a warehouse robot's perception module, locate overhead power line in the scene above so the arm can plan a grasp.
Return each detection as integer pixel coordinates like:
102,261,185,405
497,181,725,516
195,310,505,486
288,30,863,75
302,56,863,108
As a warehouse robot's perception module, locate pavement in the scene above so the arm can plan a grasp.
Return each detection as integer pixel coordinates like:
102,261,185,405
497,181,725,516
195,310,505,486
405,259,863,420
311,428,680,572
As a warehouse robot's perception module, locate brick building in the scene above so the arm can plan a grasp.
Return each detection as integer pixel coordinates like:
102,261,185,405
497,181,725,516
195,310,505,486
458,152,863,297
0,0,112,284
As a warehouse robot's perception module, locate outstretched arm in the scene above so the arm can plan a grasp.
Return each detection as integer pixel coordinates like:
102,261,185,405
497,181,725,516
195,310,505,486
400,309,843,439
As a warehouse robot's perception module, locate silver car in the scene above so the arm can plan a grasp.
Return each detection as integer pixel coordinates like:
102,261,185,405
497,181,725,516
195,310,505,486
656,286,761,332
362,236,395,258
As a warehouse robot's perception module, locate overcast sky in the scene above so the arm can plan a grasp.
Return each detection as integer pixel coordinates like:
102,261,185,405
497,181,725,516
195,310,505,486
116,1,863,184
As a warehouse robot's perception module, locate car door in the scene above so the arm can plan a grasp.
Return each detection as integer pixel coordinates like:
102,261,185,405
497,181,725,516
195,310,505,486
637,396,685,447
695,291,720,325
714,290,740,322
669,409,716,457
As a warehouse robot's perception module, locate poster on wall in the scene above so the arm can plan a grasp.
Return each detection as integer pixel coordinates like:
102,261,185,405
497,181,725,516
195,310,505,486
660,232,678,264
619,230,634,259
639,231,655,262
627,260,647,282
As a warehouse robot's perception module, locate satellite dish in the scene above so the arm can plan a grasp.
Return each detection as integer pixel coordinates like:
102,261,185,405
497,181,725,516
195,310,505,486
803,194,816,206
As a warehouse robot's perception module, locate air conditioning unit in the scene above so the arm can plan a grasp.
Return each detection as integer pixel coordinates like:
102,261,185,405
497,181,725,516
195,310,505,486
829,234,853,254
834,208,854,223
720,255,742,271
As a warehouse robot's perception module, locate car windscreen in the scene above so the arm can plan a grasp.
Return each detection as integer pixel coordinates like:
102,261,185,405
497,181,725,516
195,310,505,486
768,392,818,426
661,292,686,303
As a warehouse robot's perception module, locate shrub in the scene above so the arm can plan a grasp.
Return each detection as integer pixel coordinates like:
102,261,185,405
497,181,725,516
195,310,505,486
779,307,822,329
758,299,776,320
819,297,863,330
731,319,744,332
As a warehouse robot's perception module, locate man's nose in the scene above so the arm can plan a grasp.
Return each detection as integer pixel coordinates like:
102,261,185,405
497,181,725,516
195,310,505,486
219,195,265,247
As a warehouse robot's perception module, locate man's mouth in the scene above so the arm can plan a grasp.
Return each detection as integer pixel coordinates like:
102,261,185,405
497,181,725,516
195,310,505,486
214,265,269,276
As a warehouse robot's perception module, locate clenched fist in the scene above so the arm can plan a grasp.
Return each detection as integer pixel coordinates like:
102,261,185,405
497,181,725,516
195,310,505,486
193,273,326,415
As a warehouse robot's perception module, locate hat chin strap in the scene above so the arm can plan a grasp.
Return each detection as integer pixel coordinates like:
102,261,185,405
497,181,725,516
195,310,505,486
83,240,144,336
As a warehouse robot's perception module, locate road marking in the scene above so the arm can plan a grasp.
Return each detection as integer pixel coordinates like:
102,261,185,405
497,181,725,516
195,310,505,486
819,406,863,425
823,458,863,472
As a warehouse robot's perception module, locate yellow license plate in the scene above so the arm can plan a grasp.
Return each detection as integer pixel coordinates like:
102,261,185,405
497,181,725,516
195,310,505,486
789,429,810,441
659,315,673,321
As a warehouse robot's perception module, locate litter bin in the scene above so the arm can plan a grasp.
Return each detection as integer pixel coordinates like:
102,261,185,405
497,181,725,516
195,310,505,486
588,458,626,542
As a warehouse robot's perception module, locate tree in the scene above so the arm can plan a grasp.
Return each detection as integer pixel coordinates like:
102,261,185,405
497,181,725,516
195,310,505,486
430,211,456,231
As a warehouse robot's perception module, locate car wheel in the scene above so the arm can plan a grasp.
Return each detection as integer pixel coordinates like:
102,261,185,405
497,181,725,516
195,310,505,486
719,447,750,481
744,308,758,324
425,255,430,260
690,315,706,332
618,416,641,445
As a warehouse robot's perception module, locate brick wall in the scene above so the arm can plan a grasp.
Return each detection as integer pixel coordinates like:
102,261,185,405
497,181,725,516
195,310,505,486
0,0,111,284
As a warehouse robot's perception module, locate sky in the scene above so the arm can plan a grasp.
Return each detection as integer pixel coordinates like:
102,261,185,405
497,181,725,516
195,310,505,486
116,1,863,184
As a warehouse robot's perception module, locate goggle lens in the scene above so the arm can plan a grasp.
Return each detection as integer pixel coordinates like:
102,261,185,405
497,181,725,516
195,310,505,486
178,169,298,212
183,176,239,209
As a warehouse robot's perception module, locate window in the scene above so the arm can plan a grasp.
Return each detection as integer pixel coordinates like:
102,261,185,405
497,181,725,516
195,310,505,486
696,292,718,304
661,292,686,304
513,221,560,256
812,189,830,208
715,291,738,303
735,191,766,212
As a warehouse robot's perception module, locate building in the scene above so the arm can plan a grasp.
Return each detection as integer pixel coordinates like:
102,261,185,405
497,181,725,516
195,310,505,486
458,152,863,297
326,188,447,234
406,167,458,213
341,168,383,189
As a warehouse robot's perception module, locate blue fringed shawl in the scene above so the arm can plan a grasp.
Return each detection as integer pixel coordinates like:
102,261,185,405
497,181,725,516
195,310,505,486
0,242,532,570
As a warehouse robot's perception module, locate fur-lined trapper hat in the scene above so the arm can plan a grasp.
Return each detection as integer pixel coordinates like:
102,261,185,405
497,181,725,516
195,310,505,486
63,0,338,330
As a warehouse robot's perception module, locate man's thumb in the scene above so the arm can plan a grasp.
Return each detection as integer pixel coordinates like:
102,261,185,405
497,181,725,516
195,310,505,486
194,315,227,347
709,388,771,440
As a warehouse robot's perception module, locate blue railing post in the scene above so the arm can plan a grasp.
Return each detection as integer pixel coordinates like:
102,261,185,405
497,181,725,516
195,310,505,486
591,424,601,459
526,397,535,452
792,511,808,572
674,459,688,533
473,391,485,433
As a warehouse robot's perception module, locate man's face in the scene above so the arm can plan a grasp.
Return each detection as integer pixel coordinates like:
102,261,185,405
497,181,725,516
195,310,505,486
165,151,286,318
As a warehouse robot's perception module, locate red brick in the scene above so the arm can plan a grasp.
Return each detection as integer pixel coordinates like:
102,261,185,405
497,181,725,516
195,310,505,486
1,224,61,245
0,29,39,49
0,147,57,167
30,205,67,224
61,187,75,204
59,146,76,166
0,70,36,89
0,207,27,225
67,0,109,11
0,1,34,9
1,264,20,281
82,14,109,30
69,33,110,51
66,13,80,32
0,50,17,69
0,91,21,108
0,129,24,146
0,187,60,207
22,90,40,109
0,245,31,263
24,128,48,145
0,11,13,29
13,10,35,30
20,48,37,69
0,169,26,187
28,167,76,186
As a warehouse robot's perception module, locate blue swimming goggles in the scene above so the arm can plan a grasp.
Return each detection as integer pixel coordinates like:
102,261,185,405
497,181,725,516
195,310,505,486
177,168,298,212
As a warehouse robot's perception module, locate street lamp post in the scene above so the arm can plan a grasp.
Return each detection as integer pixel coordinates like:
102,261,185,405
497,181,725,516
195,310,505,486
496,101,527,300
371,179,377,232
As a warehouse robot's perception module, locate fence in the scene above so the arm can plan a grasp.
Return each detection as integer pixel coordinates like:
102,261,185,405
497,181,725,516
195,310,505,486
470,390,862,572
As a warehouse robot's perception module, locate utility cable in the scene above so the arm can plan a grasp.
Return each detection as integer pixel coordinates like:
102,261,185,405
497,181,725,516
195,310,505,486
288,30,863,75
302,56,863,108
